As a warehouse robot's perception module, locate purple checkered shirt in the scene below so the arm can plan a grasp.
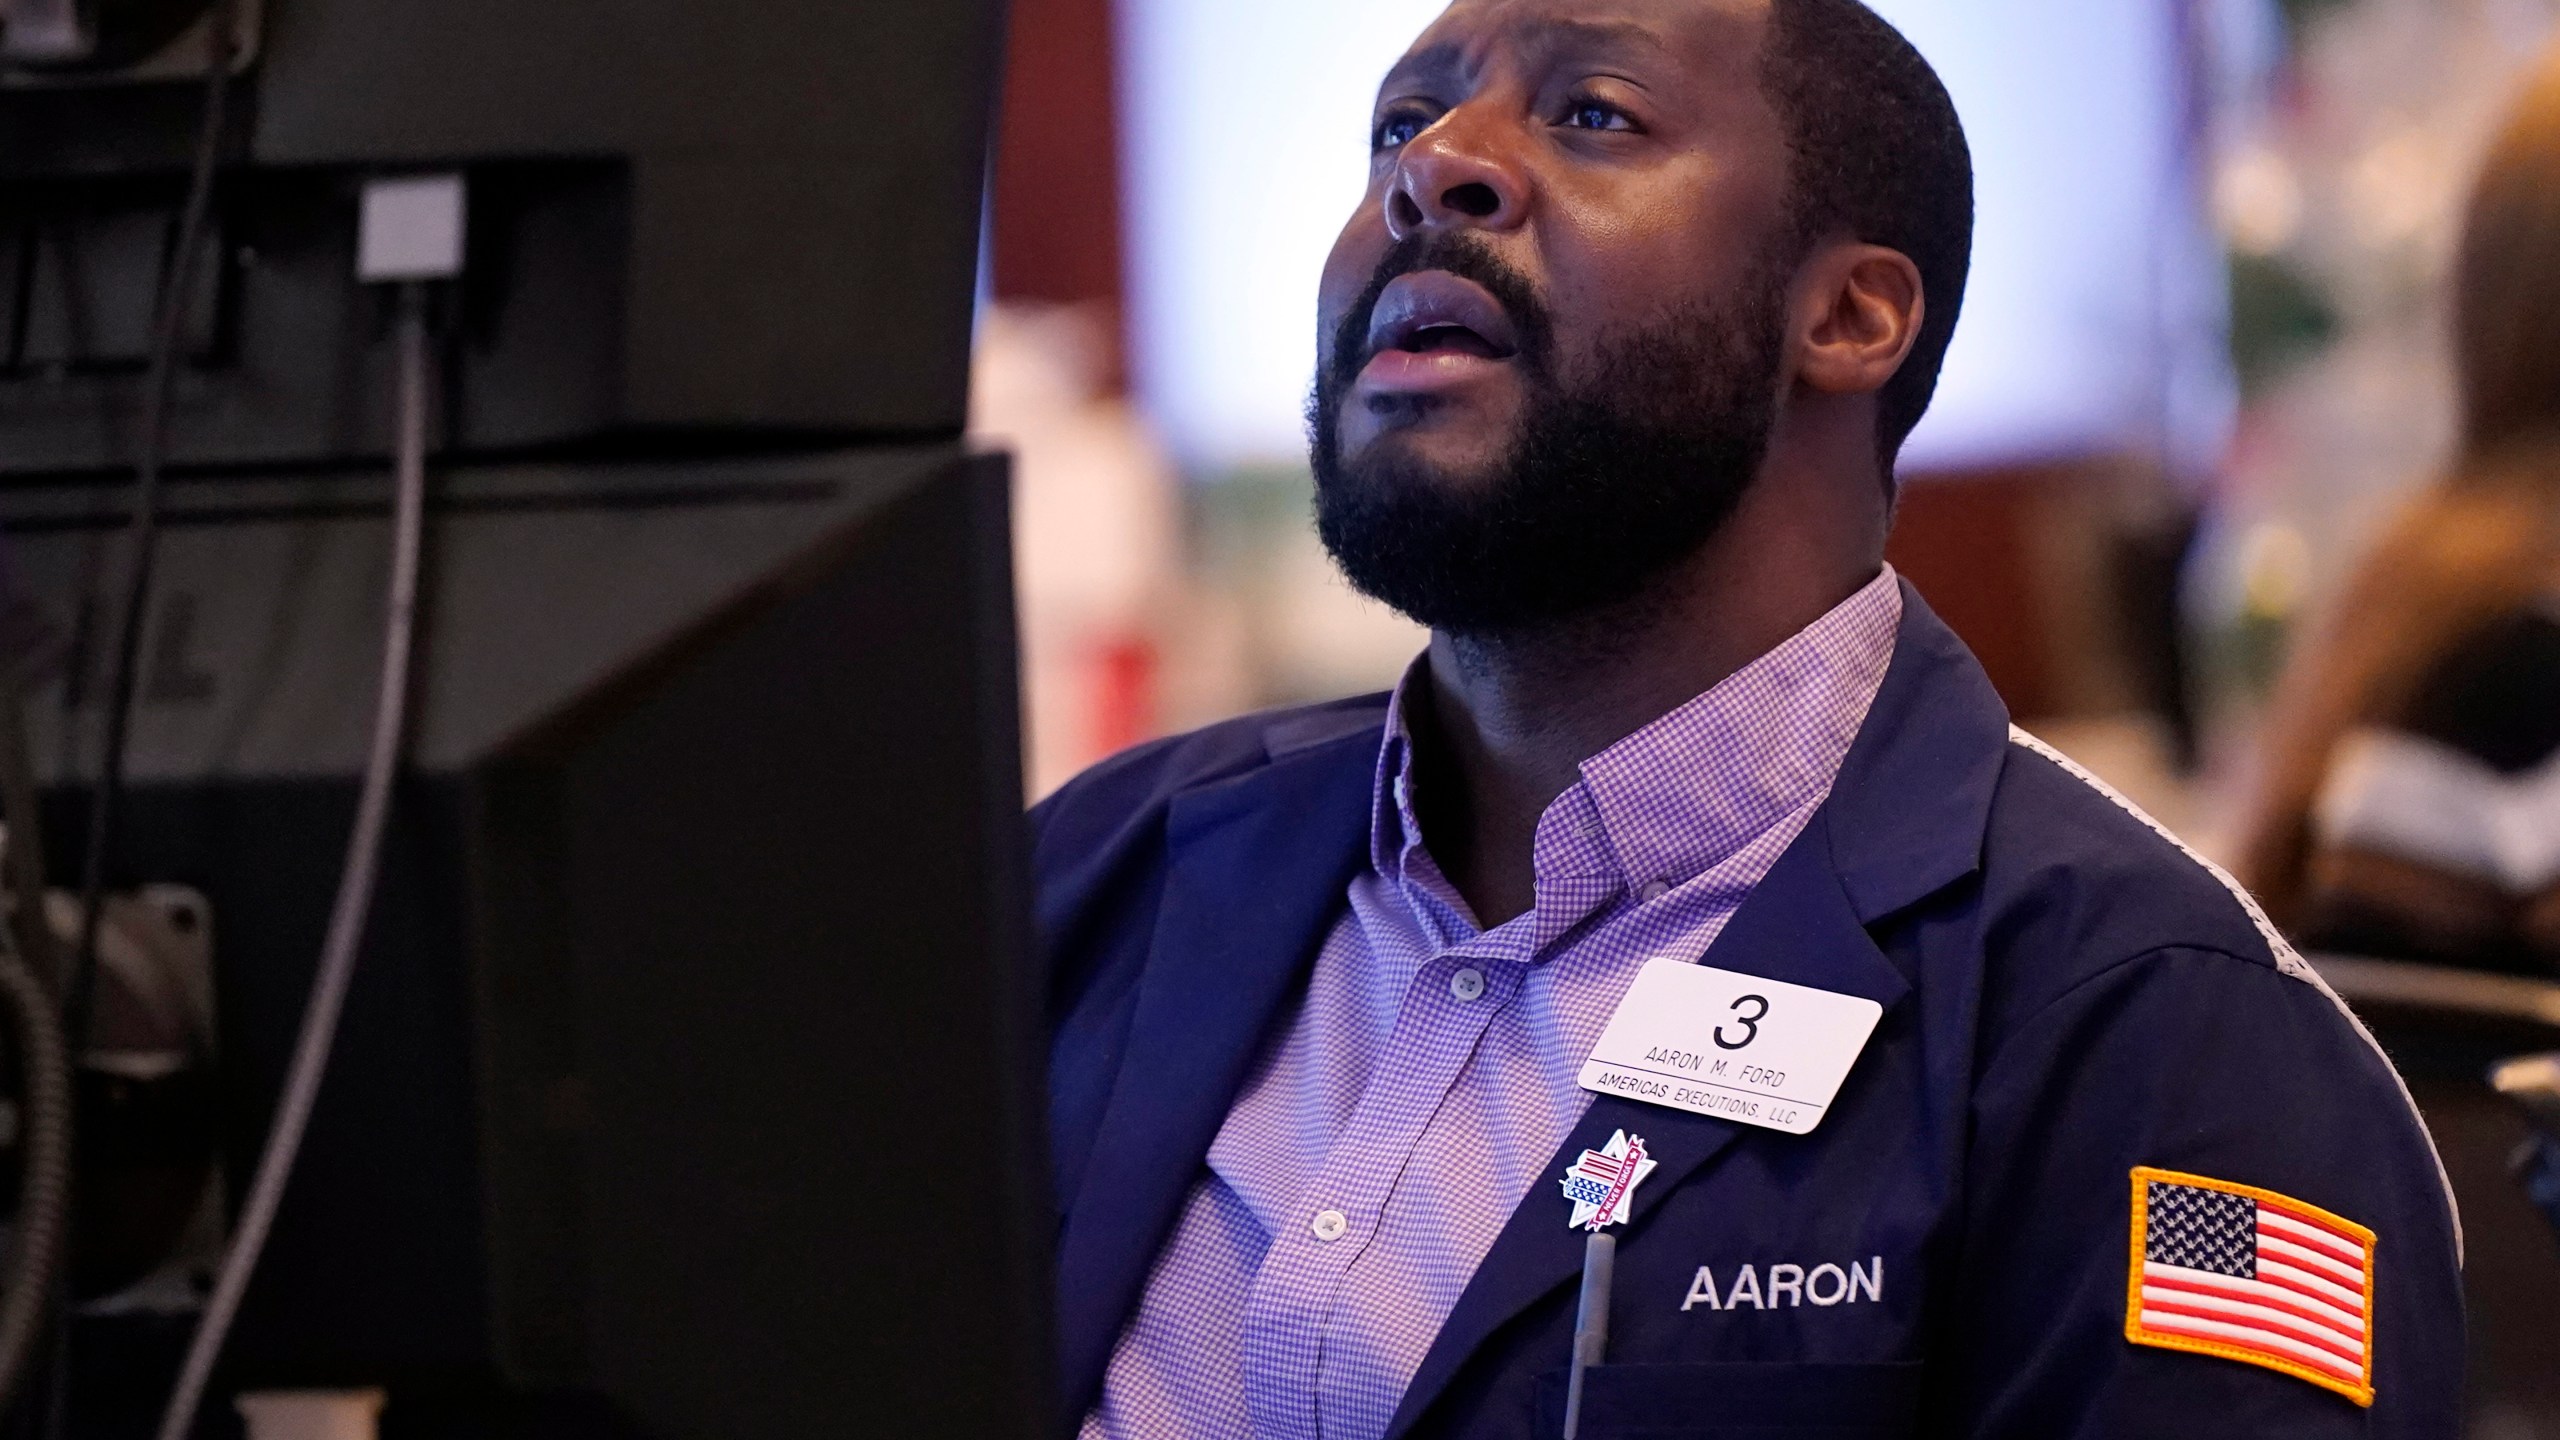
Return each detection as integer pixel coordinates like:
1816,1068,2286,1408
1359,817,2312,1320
1079,569,1905,1440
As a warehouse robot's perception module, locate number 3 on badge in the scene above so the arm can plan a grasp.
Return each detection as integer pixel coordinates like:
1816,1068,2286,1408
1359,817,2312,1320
1715,994,1769,1050
1578,960,1884,1136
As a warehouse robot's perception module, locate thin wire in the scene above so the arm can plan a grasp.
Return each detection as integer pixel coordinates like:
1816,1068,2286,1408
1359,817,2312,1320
0,931,71,1419
0,659,71,1420
152,285,433,1440
66,0,245,1052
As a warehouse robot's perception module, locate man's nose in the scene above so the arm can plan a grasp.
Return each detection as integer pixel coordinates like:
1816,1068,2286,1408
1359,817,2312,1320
1385,109,1529,240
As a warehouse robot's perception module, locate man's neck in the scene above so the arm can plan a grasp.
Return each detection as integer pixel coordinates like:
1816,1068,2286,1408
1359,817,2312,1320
1404,473,1885,927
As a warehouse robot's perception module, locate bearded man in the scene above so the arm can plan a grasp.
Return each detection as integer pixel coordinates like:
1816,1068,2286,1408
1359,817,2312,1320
1033,2,2465,1436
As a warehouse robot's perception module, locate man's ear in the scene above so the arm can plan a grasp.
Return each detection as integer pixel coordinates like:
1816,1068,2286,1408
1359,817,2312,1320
1795,243,1924,397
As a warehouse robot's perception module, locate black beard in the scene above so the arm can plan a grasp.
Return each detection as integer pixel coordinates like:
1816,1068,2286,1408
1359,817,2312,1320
1309,233,1792,638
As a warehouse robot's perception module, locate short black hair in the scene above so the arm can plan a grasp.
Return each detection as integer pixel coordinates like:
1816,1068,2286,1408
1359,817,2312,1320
1760,0,1975,463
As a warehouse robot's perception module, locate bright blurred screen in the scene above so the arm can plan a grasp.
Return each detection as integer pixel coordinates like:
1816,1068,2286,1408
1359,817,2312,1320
1120,0,2235,477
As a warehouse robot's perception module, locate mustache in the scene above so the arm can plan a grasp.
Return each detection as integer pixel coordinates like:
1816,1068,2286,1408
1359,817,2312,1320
1325,232,1555,388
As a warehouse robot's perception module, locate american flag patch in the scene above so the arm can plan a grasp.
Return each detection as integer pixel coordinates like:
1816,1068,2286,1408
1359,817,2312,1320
2127,1167,2377,1406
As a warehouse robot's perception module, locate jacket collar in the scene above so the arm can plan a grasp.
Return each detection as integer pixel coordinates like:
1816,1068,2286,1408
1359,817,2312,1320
1819,581,2012,923
1382,583,2009,1437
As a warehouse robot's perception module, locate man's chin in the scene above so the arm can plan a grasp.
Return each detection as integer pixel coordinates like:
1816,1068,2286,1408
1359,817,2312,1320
1330,420,1520,499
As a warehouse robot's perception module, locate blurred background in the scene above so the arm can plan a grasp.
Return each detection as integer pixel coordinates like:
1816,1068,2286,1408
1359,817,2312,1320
981,0,2544,838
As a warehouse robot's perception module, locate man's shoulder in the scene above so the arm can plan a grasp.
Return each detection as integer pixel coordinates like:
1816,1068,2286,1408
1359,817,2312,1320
1030,693,1389,865
1973,726,2296,1008
1966,727,2463,1262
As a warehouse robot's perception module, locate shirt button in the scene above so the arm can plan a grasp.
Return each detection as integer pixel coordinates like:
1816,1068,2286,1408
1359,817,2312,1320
1637,879,1672,902
1449,967,1487,1002
1310,1209,1350,1243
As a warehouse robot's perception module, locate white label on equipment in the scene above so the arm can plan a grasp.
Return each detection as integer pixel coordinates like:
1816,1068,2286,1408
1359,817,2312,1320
1578,959,1884,1135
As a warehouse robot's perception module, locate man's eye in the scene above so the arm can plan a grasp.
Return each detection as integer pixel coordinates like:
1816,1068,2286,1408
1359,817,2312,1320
1373,112,1429,151
1562,99,1635,132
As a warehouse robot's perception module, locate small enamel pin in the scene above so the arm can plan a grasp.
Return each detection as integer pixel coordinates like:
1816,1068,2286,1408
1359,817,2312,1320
1560,1130,1658,1231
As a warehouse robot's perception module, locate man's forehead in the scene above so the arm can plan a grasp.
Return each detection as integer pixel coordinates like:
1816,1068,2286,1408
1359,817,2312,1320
1388,0,1772,90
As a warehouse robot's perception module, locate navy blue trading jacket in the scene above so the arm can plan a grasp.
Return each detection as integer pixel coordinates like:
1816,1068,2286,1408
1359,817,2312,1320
1033,586,2465,1439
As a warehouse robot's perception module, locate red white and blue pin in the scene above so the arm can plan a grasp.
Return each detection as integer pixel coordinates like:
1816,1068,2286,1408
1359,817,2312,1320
1560,1130,1658,1231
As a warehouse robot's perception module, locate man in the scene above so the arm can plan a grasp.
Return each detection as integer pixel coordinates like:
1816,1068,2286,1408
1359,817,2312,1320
1034,0,2465,1435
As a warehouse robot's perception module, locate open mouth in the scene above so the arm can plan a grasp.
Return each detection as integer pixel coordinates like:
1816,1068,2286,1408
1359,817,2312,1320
1387,321,1511,359
1363,271,1522,370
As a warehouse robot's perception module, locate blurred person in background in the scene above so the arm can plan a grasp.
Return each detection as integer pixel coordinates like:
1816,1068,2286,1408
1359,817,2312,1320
2241,44,2560,977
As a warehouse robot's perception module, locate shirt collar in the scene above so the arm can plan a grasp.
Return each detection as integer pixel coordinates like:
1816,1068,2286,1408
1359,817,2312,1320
1369,679,1432,881
1368,566,1904,919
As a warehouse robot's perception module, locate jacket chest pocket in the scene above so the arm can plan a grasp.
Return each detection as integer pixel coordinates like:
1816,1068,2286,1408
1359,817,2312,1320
1535,1361,1922,1438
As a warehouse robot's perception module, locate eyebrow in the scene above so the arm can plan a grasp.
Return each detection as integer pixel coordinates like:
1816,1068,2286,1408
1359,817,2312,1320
1380,41,1467,96
1516,17,1673,59
1379,17,1672,97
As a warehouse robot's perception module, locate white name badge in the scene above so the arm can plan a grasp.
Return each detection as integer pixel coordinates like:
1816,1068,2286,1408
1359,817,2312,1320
1578,959,1884,1135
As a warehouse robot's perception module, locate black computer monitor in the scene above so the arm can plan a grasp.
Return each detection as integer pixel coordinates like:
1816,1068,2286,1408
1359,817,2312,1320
6,447,1055,1438
3,0,1050,1433
1,0,997,471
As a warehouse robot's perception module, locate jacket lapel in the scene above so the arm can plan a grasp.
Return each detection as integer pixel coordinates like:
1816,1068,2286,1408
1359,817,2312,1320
1381,806,1906,1440
1052,721,1379,1416
1383,583,2010,1438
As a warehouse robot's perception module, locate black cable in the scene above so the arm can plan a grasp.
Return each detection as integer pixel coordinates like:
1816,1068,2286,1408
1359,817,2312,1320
65,0,243,1051
0,938,69,1425
0,659,71,1424
0,671,59,995
0,937,68,1423
4,218,37,376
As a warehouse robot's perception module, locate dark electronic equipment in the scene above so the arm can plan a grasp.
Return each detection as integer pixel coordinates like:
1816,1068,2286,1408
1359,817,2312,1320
1,0,994,472
0,0,1050,1437
10,451,1053,1438
11,452,1052,1436
2309,958,2560,1428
